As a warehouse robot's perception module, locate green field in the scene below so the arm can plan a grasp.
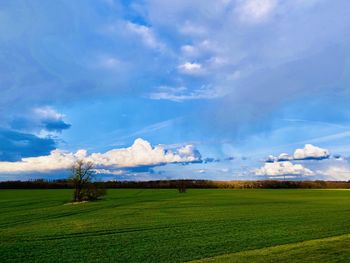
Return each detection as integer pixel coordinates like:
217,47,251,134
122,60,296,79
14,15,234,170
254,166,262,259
1,189,350,262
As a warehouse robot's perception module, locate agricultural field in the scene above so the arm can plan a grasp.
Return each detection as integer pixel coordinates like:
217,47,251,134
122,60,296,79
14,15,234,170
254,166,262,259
1,189,350,262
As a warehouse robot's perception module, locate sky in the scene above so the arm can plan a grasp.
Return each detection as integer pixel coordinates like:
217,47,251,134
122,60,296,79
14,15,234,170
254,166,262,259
1,0,350,181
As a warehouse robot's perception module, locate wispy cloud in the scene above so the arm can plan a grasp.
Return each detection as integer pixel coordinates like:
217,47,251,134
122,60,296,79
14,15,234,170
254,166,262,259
149,85,226,102
282,118,347,129
307,131,350,144
126,119,180,138
235,0,277,23
126,21,165,50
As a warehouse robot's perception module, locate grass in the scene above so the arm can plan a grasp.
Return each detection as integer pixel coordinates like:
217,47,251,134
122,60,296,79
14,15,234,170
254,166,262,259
1,189,350,262
191,234,350,262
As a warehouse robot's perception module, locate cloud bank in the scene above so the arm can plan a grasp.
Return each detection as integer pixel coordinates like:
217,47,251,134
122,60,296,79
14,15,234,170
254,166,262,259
0,138,201,174
317,164,350,181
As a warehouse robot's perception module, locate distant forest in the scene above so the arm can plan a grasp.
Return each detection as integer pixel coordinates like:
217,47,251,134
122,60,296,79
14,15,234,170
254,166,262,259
1,179,350,189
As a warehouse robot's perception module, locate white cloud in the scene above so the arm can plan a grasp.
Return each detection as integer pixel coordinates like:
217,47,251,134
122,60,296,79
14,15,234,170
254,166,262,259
266,144,330,162
255,161,314,177
0,150,80,173
278,153,292,161
266,153,292,162
236,0,277,23
88,138,200,167
34,106,65,121
178,62,203,74
126,22,164,50
0,138,201,174
93,169,124,176
293,144,330,160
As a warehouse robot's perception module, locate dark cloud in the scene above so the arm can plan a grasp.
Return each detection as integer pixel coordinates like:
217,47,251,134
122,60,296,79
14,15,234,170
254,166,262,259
126,166,156,173
9,106,71,134
0,128,56,161
203,157,220,163
10,117,71,133
333,154,342,160
43,119,71,132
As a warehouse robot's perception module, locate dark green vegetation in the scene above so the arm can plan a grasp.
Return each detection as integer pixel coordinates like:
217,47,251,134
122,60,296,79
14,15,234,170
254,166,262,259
1,179,350,189
1,189,350,262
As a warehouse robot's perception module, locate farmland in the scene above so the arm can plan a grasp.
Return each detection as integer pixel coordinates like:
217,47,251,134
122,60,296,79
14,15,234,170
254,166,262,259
1,189,350,262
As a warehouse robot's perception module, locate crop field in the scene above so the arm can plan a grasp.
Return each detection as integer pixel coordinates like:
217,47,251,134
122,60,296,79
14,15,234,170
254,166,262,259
1,189,350,262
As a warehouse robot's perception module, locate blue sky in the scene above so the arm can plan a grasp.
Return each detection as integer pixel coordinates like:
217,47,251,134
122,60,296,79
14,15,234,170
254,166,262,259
1,0,350,181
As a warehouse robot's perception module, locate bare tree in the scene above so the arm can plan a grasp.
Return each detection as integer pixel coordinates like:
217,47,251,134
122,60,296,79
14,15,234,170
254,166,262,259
177,180,187,193
70,160,105,202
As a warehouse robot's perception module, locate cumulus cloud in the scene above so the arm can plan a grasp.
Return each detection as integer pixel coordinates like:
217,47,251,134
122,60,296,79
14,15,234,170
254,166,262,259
0,138,201,174
293,144,330,160
266,153,292,162
255,161,314,177
0,149,81,173
88,138,200,167
266,144,330,162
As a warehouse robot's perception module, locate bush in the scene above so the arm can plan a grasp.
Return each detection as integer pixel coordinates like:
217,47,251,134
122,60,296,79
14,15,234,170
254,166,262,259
177,180,187,193
80,183,106,201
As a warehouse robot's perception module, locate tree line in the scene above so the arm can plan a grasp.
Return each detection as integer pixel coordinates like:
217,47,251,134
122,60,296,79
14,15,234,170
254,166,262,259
1,178,350,189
